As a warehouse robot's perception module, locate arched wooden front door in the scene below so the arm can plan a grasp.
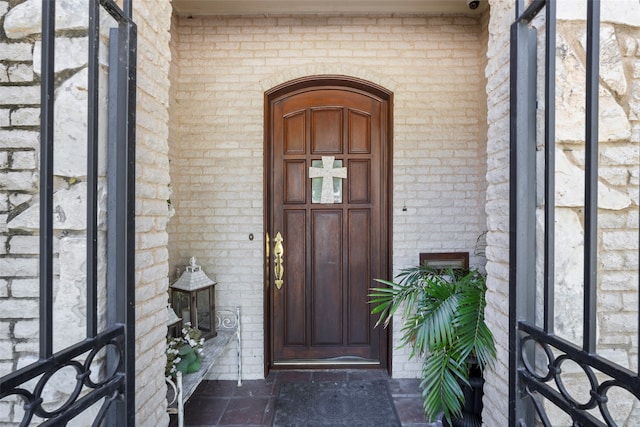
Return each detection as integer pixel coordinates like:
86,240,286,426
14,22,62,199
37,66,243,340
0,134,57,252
264,76,392,371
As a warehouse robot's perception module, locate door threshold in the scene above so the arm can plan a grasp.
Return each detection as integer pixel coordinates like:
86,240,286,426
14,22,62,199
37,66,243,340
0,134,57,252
274,357,380,367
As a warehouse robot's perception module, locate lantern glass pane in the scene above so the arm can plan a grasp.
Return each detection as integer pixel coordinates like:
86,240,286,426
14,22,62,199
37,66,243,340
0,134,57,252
196,288,212,334
173,290,191,325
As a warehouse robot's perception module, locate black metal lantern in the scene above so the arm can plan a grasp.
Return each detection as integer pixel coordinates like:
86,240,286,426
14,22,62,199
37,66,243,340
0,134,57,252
166,304,182,338
171,257,217,339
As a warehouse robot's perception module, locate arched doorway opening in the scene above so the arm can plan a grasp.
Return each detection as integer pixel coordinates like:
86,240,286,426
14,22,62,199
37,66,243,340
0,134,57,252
264,75,393,373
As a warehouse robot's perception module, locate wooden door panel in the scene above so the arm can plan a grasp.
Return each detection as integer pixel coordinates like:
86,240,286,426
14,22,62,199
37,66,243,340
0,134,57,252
283,160,306,204
284,111,306,154
348,110,372,154
348,159,371,204
311,210,343,346
281,210,306,349
347,209,371,346
311,108,343,154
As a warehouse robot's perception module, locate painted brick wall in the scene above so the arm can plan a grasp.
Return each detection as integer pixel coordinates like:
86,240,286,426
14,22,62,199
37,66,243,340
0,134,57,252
133,1,174,426
167,13,489,380
482,0,514,425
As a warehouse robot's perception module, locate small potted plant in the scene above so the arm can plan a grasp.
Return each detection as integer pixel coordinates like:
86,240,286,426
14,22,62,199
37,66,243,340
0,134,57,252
165,322,204,379
369,266,496,425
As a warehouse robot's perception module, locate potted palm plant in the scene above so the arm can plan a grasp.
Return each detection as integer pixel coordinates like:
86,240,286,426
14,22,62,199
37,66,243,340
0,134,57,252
369,266,496,425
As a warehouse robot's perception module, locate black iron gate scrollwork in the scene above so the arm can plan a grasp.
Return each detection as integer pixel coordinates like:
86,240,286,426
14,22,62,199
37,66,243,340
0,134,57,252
510,0,640,426
0,0,136,425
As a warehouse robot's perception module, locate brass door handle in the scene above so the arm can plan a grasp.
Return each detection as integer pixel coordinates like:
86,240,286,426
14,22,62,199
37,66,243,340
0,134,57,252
273,232,284,290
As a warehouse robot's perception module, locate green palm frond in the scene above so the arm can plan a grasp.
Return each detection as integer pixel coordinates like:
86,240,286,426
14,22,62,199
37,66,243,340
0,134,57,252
409,283,459,357
455,272,496,368
420,347,466,422
369,278,419,329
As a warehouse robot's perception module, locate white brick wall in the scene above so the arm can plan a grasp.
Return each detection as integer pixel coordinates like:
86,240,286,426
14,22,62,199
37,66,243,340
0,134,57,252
168,14,489,381
482,1,514,425
133,1,174,426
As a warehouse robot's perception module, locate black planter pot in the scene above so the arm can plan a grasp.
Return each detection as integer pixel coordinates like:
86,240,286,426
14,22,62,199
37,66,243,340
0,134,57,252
451,375,484,427
438,364,484,427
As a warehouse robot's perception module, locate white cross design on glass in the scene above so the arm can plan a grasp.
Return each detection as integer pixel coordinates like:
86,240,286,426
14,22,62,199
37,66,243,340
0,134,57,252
309,156,347,204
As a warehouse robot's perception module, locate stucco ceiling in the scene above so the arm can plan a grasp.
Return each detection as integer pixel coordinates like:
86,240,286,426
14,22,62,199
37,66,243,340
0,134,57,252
172,0,488,16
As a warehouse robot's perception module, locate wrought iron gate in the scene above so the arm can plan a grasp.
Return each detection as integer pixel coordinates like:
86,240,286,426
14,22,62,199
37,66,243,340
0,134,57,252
510,0,640,425
0,0,136,425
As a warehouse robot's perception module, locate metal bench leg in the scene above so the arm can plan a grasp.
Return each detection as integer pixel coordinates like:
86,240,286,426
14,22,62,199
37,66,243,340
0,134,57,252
236,306,242,386
177,371,184,427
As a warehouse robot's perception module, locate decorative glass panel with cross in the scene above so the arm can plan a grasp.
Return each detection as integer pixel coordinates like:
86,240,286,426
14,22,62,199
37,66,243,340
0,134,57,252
309,156,347,204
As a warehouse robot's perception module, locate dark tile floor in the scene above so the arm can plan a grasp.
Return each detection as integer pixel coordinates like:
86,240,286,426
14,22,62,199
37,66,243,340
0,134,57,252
170,369,432,427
